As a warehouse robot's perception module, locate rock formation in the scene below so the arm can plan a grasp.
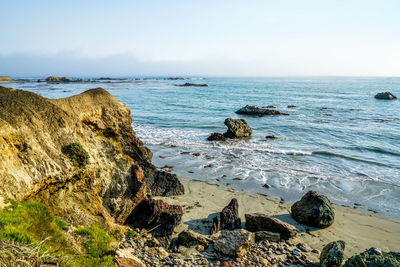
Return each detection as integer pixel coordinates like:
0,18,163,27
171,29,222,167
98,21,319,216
46,76,72,82
245,213,298,240
0,86,183,231
177,230,211,248
211,198,241,234
374,92,397,100
125,199,183,247
343,247,400,267
214,229,254,257
235,105,289,116
207,132,227,141
291,191,335,228
176,83,208,87
224,118,252,138
320,240,346,267
0,76,13,82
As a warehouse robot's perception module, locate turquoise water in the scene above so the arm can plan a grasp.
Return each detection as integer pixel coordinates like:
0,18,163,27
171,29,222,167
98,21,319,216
11,77,400,216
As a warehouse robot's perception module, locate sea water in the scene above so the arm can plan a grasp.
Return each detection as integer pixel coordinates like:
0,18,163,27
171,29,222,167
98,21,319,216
10,77,400,217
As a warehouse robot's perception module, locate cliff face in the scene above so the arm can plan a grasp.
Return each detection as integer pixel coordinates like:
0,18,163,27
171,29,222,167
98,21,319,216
0,86,182,229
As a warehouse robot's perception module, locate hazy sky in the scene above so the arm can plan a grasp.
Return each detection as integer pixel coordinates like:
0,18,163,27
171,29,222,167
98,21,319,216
1,0,400,77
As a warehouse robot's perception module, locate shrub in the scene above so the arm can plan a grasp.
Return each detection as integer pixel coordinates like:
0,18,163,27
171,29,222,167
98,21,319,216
124,229,136,239
63,142,89,167
75,225,113,258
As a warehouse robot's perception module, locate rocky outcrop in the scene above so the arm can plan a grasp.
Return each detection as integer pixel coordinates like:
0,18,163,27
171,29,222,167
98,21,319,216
245,213,298,240
125,199,183,247
177,230,211,248
224,118,252,138
211,198,241,234
291,191,335,228
374,92,397,100
214,229,254,257
235,105,289,116
176,83,208,87
0,76,12,82
343,247,400,267
320,240,346,267
254,231,280,242
0,86,183,231
207,132,227,141
46,76,72,83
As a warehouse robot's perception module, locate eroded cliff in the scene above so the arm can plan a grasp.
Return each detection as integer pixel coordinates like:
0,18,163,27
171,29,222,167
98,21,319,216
0,86,183,230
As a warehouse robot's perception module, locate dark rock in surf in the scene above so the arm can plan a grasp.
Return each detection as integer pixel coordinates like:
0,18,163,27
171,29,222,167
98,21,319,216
211,198,241,234
224,118,252,138
374,92,397,100
207,132,228,141
265,135,277,139
291,191,335,228
235,105,288,116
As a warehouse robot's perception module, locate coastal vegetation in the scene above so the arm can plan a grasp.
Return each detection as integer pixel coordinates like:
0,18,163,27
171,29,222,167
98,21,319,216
63,142,90,167
0,200,115,266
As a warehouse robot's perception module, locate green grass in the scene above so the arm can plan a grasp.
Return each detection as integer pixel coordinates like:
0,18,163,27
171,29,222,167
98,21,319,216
0,200,68,250
74,225,115,266
0,200,115,267
63,142,89,167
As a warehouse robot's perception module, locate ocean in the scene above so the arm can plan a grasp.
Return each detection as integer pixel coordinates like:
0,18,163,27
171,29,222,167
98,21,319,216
10,77,400,217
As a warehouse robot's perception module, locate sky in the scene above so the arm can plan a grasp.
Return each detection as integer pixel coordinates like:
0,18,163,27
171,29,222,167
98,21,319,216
1,0,400,77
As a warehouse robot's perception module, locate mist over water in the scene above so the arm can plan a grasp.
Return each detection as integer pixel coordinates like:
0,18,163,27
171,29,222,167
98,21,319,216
11,77,400,217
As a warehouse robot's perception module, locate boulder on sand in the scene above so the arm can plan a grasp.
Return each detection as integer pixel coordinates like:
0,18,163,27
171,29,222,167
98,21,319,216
211,198,241,234
320,240,346,267
125,199,183,247
235,105,289,116
245,213,298,240
214,229,254,257
374,92,397,100
177,230,211,248
291,191,335,228
224,118,252,138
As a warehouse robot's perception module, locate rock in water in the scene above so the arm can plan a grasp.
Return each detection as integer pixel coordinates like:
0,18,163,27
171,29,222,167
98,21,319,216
211,198,241,234
207,132,227,141
374,92,397,100
320,240,346,267
176,83,208,87
291,191,335,228
343,247,400,267
45,76,72,82
124,199,183,247
224,118,252,138
245,213,298,240
235,105,289,116
214,229,254,257
177,230,211,248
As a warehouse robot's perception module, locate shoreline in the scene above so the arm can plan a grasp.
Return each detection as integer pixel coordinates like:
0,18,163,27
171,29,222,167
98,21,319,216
156,176,400,261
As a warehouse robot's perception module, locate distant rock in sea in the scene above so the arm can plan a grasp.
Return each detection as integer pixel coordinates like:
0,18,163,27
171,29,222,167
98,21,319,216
374,92,397,100
176,83,208,87
235,105,289,116
45,76,72,83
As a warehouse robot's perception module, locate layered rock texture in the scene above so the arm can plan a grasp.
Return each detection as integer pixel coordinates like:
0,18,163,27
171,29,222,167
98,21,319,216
0,86,183,230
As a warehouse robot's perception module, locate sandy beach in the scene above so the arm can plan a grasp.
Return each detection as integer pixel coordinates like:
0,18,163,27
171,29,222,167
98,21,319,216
156,177,400,261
